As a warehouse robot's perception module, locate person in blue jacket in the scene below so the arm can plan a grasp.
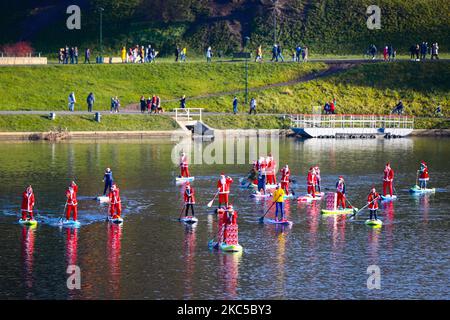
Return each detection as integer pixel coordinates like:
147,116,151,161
103,168,114,196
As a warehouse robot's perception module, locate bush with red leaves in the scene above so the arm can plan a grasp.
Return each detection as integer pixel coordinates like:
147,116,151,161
0,41,34,57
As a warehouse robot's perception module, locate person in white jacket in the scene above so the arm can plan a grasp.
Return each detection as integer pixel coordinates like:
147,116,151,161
68,92,76,112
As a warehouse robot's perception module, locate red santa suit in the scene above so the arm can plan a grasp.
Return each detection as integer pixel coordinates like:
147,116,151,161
217,175,233,206
368,191,380,210
419,162,429,181
383,164,395,196
266,155,277,184
21,187,35,220
66,184,78,221
307,168,316,198
280,165,290,194
109,184,122,218
336,177,346,209
180,153,190,177
221,207,238,245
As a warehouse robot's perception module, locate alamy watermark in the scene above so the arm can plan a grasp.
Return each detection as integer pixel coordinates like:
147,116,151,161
171,129,280,165
367,265,381,290
67,265,81,290
66,5,81,30
366,5,381,30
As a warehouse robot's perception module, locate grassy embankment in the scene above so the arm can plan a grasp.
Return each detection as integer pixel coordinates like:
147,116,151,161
0,62,326,110
0,115,178,132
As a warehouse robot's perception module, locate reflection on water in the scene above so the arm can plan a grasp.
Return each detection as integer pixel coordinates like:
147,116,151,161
0,138,449,299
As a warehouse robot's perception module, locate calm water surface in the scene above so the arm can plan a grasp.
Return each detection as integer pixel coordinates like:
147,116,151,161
0,137,449,299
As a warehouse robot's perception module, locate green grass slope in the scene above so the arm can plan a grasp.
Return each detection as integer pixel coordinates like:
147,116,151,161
0,62,326,110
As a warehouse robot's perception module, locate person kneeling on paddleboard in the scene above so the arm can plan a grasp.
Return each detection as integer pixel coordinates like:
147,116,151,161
217,173,233,208
383,162,394,197
109,183,122,219
307,167,316,198
180,152,190,178
184,182,195,217
367,187,380,221
21,185,35,221
66,181,78,221
418,161,429,189
273,184,286,221
103,167,114,196
336,176,347,209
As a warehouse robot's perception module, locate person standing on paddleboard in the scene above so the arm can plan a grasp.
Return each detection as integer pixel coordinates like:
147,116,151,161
336,176,346,209
367,187,380,221
383,162,395,196
257,157,267,193
273,184,286,221
222,205,238,245
217,173,233,208
103,168,114,196
266,153,276,185
314,165,321,193
307,167,317,198
66,181,78,221
183,182,195,217
21,185,35,221
418,161,429,189
108,183,122,219
280,164,290,195
180,152,190,178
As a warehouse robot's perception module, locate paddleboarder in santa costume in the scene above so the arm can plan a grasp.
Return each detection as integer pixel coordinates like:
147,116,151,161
314,165,321,193
180,152,190,178
222,205,238,244
266,153,277,185
217,174,233,208
103,167,114,196
336,176,346,209
108,183,122,219
418,161,429,189
21,185,35,221
280,164,290,195
183,182,195,217
383,162,395,196
66,181,78,221
307,167,316,198
367,187,380,221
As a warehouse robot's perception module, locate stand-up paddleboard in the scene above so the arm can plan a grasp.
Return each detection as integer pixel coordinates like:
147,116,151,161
381,194,397,201
283,193,294,200
60,219,81,227
19,219,38,226
262,218,293,226
208,240,243,253
409,185,435,193
321,207,356,215
108,216,123,224
179,216,198,224
297,194,323,202
265,184,278,190
365,219,383,227
96,196,109,203
176,176,195,183
250,192,272,199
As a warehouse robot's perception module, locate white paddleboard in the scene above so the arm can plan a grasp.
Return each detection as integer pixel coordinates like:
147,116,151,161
96,196,110,203
180,216,198,224
108,216,123,224
60,219,81,227
263,218,293,226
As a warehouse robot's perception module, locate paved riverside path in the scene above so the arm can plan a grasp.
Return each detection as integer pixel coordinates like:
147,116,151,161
0,110,291,116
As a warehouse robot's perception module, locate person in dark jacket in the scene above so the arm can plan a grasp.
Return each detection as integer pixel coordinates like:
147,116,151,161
103,168,114,196
180,95,186,109
140,96,146,113
86,92,95,112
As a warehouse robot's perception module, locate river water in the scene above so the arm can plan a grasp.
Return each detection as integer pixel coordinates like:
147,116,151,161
0,137,448,300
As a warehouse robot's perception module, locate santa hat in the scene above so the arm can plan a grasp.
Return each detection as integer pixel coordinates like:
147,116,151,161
227,205,234,210
106,167,111,172
111,184,117,190
339,176,344,180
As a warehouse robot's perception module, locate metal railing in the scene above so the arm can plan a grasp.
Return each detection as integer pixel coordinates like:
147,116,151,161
174,108,203,122
290,114,414,129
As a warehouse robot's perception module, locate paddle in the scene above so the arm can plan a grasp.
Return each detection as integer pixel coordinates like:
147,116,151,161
349,196,380,220
178,203,186,220
59,202,68,224
258,192,283,223
207,190,219,208
416,170,420,188
106,203,111,222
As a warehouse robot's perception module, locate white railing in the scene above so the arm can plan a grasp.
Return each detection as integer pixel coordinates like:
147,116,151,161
290,114,414,129
174,108,203,122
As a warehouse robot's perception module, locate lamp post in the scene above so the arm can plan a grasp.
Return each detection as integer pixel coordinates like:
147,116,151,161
99,7,104,61
244,36,250,105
